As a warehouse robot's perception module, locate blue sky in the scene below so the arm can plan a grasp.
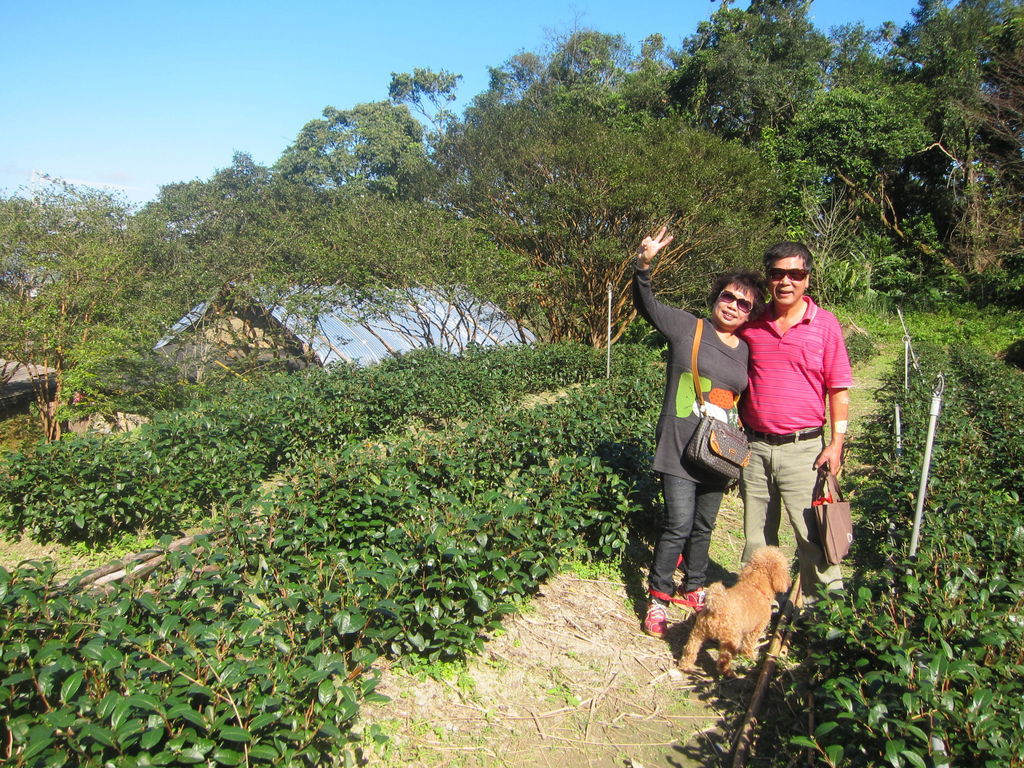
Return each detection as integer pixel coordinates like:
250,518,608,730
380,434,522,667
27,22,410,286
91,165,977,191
2,0,924,207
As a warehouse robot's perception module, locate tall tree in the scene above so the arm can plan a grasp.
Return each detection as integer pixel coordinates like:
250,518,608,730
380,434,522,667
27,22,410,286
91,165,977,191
136,153,313,304
783,83,932,238
469,29,637,118
669,0,830,143
0,183,155,440
274,102,428,199
437,105,781,344
893,0,1022,273
388,67,462,139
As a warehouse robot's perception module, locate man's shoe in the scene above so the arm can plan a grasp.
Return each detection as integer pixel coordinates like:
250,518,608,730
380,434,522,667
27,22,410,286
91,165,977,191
676,588,706,612
643,601,669,638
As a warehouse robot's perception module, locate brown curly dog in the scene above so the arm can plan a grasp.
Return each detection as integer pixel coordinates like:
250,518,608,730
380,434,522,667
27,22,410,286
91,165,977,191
678,546,791,677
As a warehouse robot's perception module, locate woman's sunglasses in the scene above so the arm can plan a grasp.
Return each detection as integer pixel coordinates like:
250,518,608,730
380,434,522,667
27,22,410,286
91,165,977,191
718,290,753,314
767,267,810,282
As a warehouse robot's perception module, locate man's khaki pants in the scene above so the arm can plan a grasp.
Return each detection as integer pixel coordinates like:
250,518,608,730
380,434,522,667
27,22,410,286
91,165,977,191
740,437,843,600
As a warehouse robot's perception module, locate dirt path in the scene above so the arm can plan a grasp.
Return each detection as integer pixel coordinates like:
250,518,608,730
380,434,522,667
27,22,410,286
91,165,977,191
360,498,766,768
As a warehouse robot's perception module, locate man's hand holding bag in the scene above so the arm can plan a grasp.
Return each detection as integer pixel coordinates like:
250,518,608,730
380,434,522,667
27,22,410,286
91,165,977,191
812,468,853,565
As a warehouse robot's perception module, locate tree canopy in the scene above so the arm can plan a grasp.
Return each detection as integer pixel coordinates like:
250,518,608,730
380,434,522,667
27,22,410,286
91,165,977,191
4,0,1023,434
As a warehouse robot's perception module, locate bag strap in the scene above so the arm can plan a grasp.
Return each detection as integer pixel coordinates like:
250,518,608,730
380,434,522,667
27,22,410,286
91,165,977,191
812,468,828,503
690,320,706,409
814,467,845,503
826,471,844,501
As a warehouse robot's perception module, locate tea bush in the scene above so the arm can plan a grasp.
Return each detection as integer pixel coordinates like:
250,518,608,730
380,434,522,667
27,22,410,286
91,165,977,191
787,343,1024,767
0,545,385,767
0,343,651,545
1,343,666,766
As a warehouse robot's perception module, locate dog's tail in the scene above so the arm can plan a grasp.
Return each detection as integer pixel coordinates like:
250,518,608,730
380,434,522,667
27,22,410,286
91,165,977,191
702,582,728,613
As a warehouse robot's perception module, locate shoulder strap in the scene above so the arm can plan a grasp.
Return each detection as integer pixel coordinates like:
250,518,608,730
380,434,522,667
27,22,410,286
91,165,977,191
690,320,705,408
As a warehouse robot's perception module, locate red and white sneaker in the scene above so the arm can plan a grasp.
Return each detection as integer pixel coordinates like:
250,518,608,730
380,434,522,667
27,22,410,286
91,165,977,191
675,588,706,612
643,601,669,637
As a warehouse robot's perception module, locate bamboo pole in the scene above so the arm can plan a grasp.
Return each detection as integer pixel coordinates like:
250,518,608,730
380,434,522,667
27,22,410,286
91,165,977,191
62,531,216,591
729,573,803,768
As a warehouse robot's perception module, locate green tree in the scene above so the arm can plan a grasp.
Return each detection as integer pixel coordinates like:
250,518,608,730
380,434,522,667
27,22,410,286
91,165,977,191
0,183,157,440
892,0,1022,274
469,29,638,118
306,194,534,346
274,102,428,199
136,153,323,302
668,0,830,142
437,105,781,344
388,67,462,138
785,84,932,238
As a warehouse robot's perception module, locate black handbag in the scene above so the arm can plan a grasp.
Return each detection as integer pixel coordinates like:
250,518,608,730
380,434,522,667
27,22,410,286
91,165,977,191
683,320,751,480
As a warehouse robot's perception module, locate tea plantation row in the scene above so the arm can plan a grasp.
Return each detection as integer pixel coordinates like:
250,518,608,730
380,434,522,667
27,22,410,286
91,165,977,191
790,345,1024,767
1,344,665,766
0,343,652,545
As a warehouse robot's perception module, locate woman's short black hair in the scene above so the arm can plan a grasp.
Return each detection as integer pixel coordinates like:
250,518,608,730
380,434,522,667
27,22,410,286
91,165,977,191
707,271,768,320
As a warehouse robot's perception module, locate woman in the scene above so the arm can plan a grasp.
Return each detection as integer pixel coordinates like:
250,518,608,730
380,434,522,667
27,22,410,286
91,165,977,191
632,227,766,638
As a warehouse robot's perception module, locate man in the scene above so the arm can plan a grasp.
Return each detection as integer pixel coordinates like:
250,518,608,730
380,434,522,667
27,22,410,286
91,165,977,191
738,242,852,601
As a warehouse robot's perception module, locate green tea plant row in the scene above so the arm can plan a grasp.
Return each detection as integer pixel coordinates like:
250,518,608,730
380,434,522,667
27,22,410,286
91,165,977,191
789,344,1024,767
1,349,666,766
0,343,652,545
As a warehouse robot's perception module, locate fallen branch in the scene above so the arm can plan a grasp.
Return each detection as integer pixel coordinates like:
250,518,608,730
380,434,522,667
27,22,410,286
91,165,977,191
61,531,219,592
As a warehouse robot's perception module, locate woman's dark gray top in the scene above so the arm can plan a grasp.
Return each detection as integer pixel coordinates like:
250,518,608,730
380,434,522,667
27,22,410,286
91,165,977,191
632,266,749,483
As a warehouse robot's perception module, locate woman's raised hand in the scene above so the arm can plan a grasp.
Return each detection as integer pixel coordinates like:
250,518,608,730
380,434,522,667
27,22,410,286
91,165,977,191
637,226,674,270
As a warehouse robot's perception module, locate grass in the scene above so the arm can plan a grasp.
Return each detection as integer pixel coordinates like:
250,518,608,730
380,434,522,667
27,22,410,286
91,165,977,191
559,555,625,582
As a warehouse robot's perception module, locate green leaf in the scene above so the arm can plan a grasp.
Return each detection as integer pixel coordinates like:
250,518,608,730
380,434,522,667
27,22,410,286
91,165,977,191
218,726,251,743
884,739,906,766
247,712,278,731
212,747,244,765
166,704,206,729
79,722,115,748
177,747,207,763
21,727,55,760
140,726,165,750
813,721,840,738
247,744,279,761
318,678,334,705
60,670,84,702
825,744,845,765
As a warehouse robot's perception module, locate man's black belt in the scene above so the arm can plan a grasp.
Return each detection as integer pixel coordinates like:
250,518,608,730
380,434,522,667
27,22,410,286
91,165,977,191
745,427,824,445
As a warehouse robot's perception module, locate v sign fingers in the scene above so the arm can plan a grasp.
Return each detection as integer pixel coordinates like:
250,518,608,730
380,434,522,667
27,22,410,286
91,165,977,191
637,227,673,269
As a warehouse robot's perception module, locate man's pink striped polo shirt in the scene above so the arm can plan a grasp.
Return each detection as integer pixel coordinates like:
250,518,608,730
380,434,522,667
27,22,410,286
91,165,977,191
737,296,852,435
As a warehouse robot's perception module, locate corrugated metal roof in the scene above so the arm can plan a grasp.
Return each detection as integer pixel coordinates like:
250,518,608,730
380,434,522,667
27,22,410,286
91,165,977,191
154,302,210,350
160,287,534,366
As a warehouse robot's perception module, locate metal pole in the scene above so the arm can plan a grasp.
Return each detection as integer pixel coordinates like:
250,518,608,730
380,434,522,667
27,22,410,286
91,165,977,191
894,403,903,456
606,282,613,378
904,337,911,390
897,307,919,388
909,375,945,559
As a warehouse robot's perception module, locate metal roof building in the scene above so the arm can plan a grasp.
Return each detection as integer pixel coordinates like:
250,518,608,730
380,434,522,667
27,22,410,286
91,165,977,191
157,286,534,369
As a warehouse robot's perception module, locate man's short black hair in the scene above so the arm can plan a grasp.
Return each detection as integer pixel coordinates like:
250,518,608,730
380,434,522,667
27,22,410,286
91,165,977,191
763,242,813,272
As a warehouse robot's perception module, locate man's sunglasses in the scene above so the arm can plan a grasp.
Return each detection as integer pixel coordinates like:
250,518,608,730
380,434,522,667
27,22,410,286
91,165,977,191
718,290,753,314
767,267,810,282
